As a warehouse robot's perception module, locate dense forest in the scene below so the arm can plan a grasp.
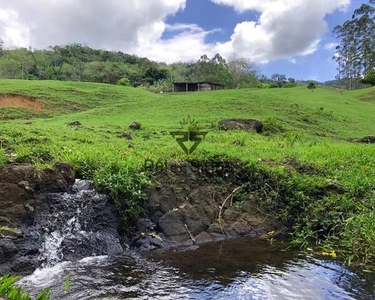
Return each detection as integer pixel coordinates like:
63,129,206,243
0,40,300,91
333,0,375,89
0,41,265,91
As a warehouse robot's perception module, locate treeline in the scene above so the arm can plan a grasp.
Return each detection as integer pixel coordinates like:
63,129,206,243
0,41,298,91
0,43,164,86
333,0,375,89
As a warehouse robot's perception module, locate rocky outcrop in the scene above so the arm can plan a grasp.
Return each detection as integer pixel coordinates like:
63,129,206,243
218,119,263,133
0,163,75,227
0,164,123,275
131,161,279,251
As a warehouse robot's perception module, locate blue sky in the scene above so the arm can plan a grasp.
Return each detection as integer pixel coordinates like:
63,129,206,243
165,0,367,82
0,0,368,82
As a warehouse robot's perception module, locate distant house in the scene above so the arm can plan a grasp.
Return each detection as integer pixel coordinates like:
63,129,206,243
173,82,225,92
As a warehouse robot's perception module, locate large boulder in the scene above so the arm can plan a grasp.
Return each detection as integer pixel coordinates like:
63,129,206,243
218,119,263,133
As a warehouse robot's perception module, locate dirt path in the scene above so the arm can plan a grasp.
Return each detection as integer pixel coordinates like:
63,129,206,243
0,94,44,111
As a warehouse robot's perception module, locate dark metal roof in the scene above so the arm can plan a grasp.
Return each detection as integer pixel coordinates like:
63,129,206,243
173,82,225,86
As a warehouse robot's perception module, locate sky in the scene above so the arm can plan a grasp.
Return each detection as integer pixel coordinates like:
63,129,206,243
0,0,369,81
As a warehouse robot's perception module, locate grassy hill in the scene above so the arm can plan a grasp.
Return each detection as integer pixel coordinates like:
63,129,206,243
1,79,375,265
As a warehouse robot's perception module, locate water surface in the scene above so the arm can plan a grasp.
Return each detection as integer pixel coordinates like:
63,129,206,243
20,237,375,299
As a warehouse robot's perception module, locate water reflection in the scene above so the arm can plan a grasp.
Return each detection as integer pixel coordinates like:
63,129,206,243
20,237,375,299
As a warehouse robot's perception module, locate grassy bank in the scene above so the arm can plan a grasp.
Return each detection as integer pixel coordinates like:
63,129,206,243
0,79,374,265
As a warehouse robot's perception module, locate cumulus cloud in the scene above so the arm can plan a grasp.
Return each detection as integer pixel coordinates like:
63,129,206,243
0,0,350,64
212,0,350,63
0,0,186,51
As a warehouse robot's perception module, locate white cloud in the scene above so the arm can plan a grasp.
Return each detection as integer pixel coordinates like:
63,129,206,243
0,0,186,52
211,0,350,63
324,42,339,50
0,0,350,64
136,23,218,63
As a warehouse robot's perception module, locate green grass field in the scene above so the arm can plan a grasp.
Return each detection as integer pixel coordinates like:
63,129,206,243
1,79,375,266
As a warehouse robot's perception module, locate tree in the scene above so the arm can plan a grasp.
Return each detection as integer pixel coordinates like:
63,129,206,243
228,56,257,88
288,78,296,83
271,73,287,88
117,77,131,86
144,66,169,85
0,58,20,78
0,38,3,57
333,1,375,90
361,69,375,86
307,82,316,91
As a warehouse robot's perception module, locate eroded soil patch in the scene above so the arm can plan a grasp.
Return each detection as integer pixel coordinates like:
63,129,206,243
0,94,44,111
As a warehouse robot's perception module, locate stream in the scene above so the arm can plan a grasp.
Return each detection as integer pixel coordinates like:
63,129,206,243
20,237,375,299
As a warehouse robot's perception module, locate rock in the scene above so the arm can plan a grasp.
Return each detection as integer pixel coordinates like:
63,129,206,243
0,228,23,239
353,136,375,143
117,133,132,140
67,121,82,126
218,119,263,133
0,163,78,275
135,161,278,251
129,121,141,130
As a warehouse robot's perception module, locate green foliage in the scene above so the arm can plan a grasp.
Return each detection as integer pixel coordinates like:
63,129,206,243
333,1,375,90
269,82,279,88
117,77,131,87
284,82,297,88
361,70,375,86
0,274,50,300
307,82,316,91
64,276,70,292
94,163,151,230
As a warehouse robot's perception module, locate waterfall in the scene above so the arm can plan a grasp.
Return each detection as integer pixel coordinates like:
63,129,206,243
35,180,124,267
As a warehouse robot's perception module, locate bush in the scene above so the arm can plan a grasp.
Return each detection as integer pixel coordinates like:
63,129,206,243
117,77,131,87
269,82,279,88
284,82,297,88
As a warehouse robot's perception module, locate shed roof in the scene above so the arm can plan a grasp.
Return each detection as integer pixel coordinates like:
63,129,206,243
173,82,225,86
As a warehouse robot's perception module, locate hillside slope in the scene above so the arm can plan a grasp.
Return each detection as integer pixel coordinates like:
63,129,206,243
0,80,375,264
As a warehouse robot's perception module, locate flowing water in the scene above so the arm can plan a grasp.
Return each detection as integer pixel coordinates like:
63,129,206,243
19,237,375,299
16,180,375,299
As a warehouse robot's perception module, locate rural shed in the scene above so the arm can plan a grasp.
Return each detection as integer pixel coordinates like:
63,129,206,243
173,82,225,92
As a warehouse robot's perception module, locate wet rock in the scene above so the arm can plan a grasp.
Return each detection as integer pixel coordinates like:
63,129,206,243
194,232,212,244
0,163,76,229
0,164,124,275
353,136,375,143
129,121,141,130
67,121,82,126
135,161,279,251
218,119,263,133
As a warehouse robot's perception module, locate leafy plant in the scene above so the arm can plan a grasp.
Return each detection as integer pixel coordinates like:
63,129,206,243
0,274,50,300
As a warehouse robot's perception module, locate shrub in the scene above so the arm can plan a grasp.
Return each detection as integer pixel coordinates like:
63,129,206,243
284,82,297,88
117,77,131,87
269,82,279,88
